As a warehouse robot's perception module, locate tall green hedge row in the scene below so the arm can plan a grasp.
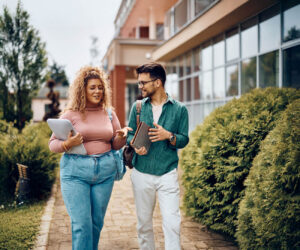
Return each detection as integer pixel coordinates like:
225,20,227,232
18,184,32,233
0,121,59,203
180,88,300,237
236,99,300,249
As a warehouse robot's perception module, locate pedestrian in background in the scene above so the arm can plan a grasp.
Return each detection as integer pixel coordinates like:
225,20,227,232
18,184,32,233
49,66,131,250
127,62,189,250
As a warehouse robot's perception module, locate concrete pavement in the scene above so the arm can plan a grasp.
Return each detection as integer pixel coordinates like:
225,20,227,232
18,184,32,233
41,169,238,250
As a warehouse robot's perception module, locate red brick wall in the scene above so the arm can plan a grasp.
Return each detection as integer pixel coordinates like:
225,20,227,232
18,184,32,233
110,66,126,127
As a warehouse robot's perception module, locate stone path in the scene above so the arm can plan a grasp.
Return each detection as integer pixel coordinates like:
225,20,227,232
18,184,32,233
46,169,238,250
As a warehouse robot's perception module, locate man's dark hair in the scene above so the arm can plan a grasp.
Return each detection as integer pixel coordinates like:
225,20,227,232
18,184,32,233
136,62,166,86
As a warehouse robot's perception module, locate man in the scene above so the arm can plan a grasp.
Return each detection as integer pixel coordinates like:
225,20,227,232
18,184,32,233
127,62,189,250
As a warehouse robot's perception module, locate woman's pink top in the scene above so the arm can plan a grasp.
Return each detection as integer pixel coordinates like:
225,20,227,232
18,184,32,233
49,107,126,155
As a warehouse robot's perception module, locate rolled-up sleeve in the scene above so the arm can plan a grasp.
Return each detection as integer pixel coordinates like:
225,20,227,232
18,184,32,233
168,105,189,149
48,112,71,153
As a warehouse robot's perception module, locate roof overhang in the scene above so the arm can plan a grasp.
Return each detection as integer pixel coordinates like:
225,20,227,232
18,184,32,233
152,0,279,61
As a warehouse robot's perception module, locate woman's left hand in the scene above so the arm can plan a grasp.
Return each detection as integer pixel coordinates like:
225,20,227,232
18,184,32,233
116,127,133,138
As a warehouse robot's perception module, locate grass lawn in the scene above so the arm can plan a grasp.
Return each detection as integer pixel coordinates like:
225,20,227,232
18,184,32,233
0,201,45,250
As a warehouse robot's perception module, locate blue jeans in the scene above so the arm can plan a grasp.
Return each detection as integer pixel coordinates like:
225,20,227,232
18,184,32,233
60,151,117,250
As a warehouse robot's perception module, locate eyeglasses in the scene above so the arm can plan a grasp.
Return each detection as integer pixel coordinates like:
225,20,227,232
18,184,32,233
137,79,157,87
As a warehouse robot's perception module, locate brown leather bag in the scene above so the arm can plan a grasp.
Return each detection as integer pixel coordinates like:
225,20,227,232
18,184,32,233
123,100,142,169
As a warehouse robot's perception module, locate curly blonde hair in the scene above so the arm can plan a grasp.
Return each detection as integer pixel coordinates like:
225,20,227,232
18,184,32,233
64,66,112,113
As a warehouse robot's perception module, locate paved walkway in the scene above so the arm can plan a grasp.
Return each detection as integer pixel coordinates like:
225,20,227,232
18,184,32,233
46,169,237,250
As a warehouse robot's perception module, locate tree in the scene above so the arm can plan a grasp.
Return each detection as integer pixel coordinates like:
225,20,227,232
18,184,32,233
47,62,69,86
0,2,47,131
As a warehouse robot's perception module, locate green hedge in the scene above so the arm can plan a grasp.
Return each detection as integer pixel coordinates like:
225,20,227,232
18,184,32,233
0,121,59,202
0,120,18,202
236,99,300,249
180,87,300,237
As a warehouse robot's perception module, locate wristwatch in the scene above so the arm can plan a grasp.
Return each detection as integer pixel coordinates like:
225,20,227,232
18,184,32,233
169,133,175,143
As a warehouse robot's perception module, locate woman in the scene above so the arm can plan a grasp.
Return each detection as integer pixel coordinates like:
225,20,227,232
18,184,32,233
49,66,131,250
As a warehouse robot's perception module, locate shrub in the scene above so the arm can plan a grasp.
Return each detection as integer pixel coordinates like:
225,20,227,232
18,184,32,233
0,121,59,202
236,99,300,249
0,121,18,202
180,87,300,237
0,120,17,134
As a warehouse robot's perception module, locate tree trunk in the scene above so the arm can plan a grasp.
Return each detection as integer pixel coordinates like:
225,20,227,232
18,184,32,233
17,83,22,133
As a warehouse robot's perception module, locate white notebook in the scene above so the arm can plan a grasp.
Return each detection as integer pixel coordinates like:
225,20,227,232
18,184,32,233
47,119,87,155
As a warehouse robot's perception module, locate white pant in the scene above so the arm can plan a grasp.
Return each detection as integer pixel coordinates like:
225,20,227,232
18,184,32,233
131,168,181,250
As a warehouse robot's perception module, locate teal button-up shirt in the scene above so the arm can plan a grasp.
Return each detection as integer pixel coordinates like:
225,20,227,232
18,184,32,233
127,94,189,176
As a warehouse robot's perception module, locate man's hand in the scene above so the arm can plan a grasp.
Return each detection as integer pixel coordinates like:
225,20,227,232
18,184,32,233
134,146,148,155
116,127,133,138
65,131,83,149
148,123,171,142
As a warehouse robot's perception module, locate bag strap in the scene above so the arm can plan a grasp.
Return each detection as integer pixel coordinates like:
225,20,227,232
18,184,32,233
136,100,142,127
107,109,115,145
107,108,113,121
107,100,141,126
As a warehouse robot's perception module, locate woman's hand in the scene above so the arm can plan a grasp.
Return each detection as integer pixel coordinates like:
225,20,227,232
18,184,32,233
116,127,133,138
64,131,83,149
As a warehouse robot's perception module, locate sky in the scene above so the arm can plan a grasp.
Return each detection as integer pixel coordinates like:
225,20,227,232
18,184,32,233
1,0,122,83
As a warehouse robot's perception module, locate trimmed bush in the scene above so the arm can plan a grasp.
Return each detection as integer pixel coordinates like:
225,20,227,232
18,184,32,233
0,122,59,202
236,99,300,249
15,122,59,200
0,120,18,202
180,88,300,237
0,120,17,134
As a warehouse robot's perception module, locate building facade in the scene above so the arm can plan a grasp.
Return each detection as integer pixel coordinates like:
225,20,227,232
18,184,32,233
103,0,300,130
152,0,300,130
102,0,177,126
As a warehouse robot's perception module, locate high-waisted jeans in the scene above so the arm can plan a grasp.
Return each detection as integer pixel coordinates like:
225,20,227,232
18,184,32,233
60,151,116,250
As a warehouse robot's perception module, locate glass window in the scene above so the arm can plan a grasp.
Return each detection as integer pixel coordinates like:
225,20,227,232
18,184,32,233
195,0,215,16
172,81,179,100
165,63,173,96
204,102,214,117
283,0,300,42
202,71,212,99
283,44,300,89
165,9,173,38
127,84,139,119
193,47,201,72
241,57,257,94
226,28,239,62
179,80,184,101
194,103,204,125
226,64,239,96
186,78,192,101
213,36,225,67
174,0,188,32
259,50,279,88
165,81,173,96
193,76,201,100
166,60,179,82
156,23,164,40
186,52,192,75
166,63,172,75
241,17,258,58
213,67,225,99
171,59,178,79
179,56,184,77
202,43,212,71
259,5,280,52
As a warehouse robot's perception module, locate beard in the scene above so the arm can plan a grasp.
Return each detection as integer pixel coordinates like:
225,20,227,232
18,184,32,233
141,84,156,98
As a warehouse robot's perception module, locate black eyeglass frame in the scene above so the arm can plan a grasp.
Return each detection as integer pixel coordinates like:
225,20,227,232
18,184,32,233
137,78,157,87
